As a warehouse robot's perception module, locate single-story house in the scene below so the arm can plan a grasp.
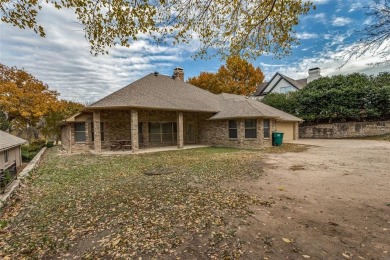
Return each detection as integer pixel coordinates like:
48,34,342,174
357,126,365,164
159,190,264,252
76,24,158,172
61,68,302,153
0,130,27,169
254,67,321,99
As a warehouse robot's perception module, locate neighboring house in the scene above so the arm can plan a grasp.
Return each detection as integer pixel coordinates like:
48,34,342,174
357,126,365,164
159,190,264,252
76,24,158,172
61,68,302,153
254,68,321,98
0,130,27,169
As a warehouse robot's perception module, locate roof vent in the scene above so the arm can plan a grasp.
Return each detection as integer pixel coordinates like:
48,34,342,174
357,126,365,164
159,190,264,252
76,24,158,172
154,72,159,76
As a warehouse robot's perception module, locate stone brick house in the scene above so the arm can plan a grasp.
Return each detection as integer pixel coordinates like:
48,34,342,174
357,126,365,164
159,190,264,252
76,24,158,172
0,130,27,169
61,68,302,153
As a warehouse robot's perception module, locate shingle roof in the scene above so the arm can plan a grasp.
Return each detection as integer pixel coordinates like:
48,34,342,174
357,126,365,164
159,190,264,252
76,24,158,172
283,75,307,90
0,131,27,151
254,82,268,96
89,73,220,112
209,94,302,121
82,73,302,122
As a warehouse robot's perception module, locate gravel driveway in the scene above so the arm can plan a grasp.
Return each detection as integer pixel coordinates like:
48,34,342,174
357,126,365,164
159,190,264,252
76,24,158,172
236,139,390,259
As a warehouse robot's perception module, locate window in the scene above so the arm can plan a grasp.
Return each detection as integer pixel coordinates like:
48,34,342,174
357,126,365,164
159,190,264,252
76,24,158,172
245,119,257,139
91,122,104,142
149,122,177,143
263,119,270,138
74,122,86,142
228,120,238,139
4,150,9,163
280,86,294,94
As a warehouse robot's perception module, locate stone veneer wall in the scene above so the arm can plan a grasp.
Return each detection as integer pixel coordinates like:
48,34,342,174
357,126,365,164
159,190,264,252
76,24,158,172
294,122,299,140
64,109,280,152
100,110,213,149
61,125,70,151
299,120,390,139
61,114,93,153
199,118,276,148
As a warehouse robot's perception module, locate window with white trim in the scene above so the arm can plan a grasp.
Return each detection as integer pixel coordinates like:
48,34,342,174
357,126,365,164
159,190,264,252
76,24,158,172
280,86,294,94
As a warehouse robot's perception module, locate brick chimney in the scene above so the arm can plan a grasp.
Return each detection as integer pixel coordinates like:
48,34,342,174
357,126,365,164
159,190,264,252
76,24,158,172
307,67,321,83
172,67,184,81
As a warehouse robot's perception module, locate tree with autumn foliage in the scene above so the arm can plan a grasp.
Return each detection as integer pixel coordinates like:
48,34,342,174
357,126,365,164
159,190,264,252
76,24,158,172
0,63,59,140
0,0,313,58
0,63,84,141
188,56,265,96
41,100,84,142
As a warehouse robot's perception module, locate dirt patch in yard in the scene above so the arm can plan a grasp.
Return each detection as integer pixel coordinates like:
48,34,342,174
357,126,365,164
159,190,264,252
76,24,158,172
226,139,390,259
1,142,389,259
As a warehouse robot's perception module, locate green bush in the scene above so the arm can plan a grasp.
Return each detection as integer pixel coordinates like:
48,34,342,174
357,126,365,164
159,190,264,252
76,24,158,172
30,139,46,150
46,141,55,148
22,140,47,162
262,72,390,124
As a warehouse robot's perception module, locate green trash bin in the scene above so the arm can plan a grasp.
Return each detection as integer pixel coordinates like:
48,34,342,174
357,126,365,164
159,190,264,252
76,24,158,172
272,132,284,146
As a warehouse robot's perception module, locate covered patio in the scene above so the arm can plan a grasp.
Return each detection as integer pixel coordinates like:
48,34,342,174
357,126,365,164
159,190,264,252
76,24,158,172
89,109,212,154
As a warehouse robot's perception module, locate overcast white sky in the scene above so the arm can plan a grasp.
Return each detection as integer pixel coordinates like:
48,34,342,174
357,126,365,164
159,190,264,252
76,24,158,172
0,0,389,103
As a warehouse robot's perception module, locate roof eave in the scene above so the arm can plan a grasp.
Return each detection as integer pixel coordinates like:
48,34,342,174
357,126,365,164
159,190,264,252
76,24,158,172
0,141,28,152
86,105,219,113
208,115,279,121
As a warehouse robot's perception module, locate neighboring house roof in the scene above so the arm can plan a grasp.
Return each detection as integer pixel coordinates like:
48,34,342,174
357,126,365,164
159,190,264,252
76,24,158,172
0,130,27,151
75,72,302,122
89,73,221,112
254,73,307,96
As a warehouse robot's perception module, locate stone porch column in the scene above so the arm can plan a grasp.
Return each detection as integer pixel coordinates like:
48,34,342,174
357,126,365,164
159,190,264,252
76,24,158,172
257,118,263,143
93,111,101,152
131,109,139,153
177,112,184,148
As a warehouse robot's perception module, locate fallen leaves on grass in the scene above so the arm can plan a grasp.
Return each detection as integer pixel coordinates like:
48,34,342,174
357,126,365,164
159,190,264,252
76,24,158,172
0,147,279,259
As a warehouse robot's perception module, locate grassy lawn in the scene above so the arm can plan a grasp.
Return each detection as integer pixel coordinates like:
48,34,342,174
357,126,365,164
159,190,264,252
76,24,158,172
0,144,306,259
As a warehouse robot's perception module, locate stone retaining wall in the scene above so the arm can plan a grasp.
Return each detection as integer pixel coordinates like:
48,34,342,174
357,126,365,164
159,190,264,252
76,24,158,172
299,121,390,139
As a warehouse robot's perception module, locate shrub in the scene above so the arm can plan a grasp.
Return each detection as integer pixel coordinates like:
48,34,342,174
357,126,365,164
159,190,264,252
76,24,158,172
30,139,46,150
262,72,390,124
22,140,47,162
46,141,55,148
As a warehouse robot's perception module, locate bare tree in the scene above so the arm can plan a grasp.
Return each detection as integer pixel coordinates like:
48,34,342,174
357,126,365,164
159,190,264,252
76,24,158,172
347,0,390,66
